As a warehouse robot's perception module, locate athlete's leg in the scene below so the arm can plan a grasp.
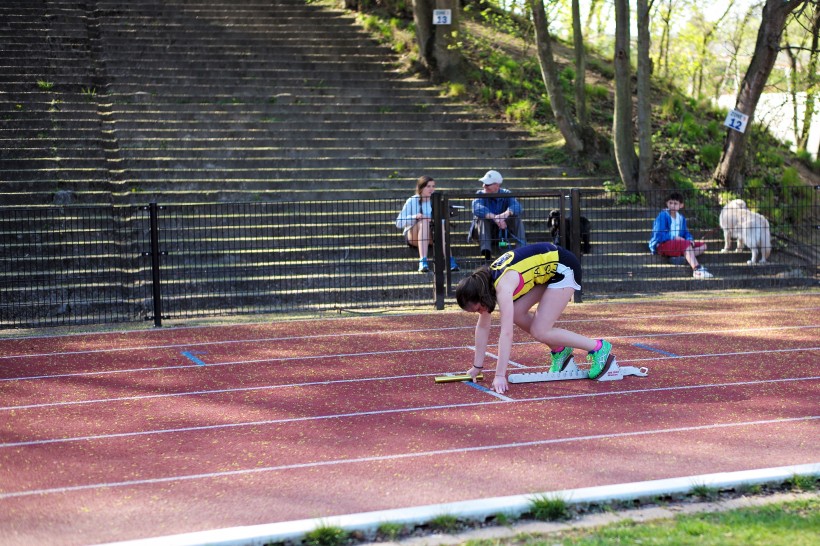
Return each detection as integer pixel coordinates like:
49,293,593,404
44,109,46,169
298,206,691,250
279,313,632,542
528,287,597,351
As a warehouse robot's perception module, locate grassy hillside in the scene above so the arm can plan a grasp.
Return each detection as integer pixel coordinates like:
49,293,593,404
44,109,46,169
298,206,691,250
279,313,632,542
328,1,819,198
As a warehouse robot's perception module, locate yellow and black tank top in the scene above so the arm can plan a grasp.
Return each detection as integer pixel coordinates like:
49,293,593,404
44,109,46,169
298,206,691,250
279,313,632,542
490,243,582,300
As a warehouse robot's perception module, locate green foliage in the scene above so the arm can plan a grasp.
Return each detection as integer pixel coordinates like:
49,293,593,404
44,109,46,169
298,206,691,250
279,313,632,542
784,474,818,492
493,512,514,526
662,94,686,118
795,149,819,172
670,170,696,192
530,494,571,521
705,120,723,140
37,80,54,91
376,521,405,540
602,179,645,204
303,524,348,546
505,99,535,124
427,514,460,533
780,166,800,188
700,144,722,166
586,56,614,79
756,149,785,168
690,483,720,501
681,113,705,142
544,498,820,545
445,82,467,98
734,482,763,496
585,83,609,100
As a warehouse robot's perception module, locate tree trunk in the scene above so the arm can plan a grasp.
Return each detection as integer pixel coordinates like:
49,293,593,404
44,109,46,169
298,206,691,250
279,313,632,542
636,0,653,192
613,0,638,190
799,4,819,150
412,0,436,73
432,0,465,82
572,0,588,127
530,0,585,153
713,0,808,191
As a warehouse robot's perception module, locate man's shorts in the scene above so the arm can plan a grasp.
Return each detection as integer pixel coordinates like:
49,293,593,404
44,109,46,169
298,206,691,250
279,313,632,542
657,239,706,257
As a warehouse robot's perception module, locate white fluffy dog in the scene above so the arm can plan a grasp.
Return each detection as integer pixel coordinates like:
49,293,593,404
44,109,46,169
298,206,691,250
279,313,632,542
719,199,771,264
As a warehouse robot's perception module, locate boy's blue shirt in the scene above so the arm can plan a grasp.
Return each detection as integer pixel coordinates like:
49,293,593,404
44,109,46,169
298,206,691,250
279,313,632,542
648,209,693,254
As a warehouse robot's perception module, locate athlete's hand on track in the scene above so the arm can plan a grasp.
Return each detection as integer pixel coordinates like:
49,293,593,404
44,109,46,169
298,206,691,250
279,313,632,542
492,375,508,393
467,367,482,381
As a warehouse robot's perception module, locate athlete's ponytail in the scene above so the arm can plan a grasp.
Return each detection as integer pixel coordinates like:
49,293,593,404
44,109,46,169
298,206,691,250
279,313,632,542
455,267,497,313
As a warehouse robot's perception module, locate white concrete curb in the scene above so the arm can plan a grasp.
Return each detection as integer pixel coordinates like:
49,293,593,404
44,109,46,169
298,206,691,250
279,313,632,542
98,462,820,546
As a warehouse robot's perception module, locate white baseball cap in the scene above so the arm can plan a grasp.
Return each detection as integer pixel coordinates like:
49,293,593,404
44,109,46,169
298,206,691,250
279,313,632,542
479,170,503,185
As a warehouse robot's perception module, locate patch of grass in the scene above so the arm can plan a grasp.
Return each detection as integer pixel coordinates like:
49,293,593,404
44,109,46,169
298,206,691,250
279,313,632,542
376,521,404,540
303,523,347,546
585,83,609,100
700,143,722,166
690,483,720,501
784,474,817,492
530,494,571,521
734,482,763,496
427,513,460,533
37,80,54,91
445,82,467,98
603,180,646,205
505,99,535,124
541,498,819,545
493,512,516,526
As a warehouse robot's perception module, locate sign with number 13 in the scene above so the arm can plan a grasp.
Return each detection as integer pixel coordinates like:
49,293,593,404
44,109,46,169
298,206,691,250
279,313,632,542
433,9,451,25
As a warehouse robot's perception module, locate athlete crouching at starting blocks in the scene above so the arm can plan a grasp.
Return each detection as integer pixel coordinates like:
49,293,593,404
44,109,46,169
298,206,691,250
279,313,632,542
455,242,614,394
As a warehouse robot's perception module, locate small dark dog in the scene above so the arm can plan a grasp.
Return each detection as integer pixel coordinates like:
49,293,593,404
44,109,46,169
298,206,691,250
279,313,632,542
548,209,591,254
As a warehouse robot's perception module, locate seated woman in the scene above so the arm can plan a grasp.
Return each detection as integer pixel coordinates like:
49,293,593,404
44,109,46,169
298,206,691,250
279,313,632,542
395,175,458,273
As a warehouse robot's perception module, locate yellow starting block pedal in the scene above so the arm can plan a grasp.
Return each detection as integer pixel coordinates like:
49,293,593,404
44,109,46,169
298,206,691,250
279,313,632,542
435,373,484,384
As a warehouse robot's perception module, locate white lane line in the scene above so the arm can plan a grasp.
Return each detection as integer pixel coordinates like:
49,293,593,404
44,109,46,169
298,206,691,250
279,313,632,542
3,328,818,383
0,326,473,360
0,345,475,382
2,306,818,360
2,375,817,447
1,415,816,500
481,350,527,369
2,346,817,410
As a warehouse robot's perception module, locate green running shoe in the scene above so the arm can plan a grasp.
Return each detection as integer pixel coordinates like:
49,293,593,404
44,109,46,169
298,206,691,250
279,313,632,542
586,339,613,379
549,346,574,372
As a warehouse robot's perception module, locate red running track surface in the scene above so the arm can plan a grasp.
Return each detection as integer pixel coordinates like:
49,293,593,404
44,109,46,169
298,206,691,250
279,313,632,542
0,293,818,545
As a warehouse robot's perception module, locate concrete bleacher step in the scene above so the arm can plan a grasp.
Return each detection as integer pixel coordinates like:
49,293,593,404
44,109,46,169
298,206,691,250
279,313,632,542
7,0,801,325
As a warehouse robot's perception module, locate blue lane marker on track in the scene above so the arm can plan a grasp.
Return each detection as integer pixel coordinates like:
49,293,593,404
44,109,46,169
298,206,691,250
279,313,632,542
181,351,207,366
633,343,679,357
464,380,514,401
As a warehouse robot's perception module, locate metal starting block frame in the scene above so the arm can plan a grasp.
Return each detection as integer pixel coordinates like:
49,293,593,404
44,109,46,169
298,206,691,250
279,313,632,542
508,358,648,383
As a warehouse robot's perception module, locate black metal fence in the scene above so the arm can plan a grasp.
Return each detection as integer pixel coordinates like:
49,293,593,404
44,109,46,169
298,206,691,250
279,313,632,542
1,187,817,329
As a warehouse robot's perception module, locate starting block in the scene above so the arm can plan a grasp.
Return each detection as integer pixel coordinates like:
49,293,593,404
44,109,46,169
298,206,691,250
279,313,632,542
508,357,648,383
435,373,484,384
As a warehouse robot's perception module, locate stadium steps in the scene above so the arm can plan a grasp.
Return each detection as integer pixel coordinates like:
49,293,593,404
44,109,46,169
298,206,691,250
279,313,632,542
1,0,809,325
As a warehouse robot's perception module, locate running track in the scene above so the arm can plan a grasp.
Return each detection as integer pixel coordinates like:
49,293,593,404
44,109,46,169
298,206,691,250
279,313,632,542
0,292,818,545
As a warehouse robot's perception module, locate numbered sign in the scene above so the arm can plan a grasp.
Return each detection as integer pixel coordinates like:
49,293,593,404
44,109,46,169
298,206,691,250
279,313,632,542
433,9,451,25
724,109,749,133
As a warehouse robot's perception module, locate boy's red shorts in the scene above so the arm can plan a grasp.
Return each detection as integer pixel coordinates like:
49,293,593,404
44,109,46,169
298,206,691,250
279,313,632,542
657,239,706,257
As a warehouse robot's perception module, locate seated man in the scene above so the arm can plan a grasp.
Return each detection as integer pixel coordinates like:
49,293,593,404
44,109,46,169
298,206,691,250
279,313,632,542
468,170,526,260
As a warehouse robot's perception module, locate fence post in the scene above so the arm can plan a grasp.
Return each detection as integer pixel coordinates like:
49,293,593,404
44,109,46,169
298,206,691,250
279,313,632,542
432,191,446,310
570,188,583,303
147,202,163,327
